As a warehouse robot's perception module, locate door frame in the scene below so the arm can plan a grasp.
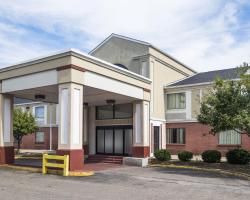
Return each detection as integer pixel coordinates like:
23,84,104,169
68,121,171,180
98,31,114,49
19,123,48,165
96,125,133,156
153,126,160,153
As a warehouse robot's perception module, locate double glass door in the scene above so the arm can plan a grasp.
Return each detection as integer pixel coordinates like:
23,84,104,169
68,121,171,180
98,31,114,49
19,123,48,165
96,126,132,156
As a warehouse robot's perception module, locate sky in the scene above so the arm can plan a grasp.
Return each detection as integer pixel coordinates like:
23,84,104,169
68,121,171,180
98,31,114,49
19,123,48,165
0,0,250,72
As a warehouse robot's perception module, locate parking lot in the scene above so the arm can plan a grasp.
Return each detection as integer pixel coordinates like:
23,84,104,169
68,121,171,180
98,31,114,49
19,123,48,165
0,166,250,200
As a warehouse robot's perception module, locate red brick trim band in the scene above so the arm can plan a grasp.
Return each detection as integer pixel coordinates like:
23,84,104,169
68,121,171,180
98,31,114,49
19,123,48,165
0,146,14,164
56,149,84,171
57,64,86,72
132,146,150,158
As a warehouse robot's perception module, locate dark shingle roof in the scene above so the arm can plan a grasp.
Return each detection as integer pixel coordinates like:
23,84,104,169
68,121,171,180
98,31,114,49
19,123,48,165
168,67,240,87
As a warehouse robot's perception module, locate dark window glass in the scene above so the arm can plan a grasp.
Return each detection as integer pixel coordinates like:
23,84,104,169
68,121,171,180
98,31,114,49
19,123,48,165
96,104,133,120
96,105,113,120
166,128,185,144
114,104,133,119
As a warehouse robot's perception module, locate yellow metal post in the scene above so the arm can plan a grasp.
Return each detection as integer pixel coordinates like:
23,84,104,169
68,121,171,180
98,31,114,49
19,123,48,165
63,155,69,176
42,154,69,176
42,154,47,175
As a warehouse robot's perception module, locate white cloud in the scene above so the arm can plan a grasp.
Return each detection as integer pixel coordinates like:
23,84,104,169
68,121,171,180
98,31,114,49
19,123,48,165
0,0,249,71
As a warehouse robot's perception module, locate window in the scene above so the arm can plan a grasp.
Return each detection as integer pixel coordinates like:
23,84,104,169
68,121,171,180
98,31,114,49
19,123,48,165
34,106,45,123
219,130,241,145
139,61,148,77
167,93,186,109
114,104,133,119
96,104,133,120
96,105,113,120
166,128,185,144
35,132,44,143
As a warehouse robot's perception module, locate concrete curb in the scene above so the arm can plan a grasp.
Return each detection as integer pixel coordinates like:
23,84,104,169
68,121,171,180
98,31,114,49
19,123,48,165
0,165,94,177
150,164,250,181
15,156,42,160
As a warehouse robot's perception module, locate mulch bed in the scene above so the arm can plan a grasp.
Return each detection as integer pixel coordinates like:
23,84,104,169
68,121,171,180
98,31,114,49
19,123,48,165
149,159,250,176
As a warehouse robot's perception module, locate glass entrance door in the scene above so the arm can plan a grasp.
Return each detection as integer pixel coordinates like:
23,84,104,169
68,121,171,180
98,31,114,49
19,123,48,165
96,126,132,155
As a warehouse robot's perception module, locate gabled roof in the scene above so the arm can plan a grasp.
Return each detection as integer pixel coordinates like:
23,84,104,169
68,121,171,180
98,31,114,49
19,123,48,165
166,67,241,87
89,33,196,73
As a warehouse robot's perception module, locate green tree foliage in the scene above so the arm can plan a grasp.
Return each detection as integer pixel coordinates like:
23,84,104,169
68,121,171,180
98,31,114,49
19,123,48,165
197,66,250,136
13,107,38,152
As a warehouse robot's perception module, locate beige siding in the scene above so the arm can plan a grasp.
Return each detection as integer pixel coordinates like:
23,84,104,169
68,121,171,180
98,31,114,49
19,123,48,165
165,84,213,120
151,59,191,119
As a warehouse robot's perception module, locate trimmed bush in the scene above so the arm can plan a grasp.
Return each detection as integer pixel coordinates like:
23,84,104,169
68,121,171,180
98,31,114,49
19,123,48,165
154,149,171,161
226,149,250,165
178,151,193,162
202,150,221,163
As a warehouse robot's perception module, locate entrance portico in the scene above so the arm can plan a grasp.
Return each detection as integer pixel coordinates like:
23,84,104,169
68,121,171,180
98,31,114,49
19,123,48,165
0,49,151,170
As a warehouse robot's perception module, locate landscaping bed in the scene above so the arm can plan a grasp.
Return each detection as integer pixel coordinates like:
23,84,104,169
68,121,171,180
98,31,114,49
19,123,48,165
149,158,250,177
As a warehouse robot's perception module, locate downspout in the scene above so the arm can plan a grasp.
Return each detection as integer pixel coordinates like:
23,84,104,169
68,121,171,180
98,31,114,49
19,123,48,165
49,103,52,151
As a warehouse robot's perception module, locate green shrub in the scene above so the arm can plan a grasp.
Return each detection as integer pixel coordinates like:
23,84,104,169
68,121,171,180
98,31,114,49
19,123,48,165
178,151,193,162
202,150,221,163
154,149,171,161
226,149,250,164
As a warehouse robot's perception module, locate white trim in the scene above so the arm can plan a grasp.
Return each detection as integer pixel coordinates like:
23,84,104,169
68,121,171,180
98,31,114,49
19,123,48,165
72,88,80,144
2,70,58,93
84,71,144,99
60,88,69,144
71,49,151,83
0,49,151,85
186,91,192,119
165,90,192,120
150,117,166,122
135,103,142,144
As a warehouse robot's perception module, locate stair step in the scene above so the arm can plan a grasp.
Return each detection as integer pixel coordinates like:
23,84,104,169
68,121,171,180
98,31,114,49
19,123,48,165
87,155,123,164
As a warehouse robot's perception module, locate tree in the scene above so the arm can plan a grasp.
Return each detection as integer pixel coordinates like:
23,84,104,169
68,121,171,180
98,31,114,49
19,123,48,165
197,66,250,136
13,107,38,152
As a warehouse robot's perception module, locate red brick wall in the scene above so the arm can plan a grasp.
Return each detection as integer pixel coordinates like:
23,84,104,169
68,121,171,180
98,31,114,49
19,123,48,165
15,127,58,150
166,122,250,155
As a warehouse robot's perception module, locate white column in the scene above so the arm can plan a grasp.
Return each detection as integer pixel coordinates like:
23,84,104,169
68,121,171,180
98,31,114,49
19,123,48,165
133,100,150,157
0,94,14,146
83,105,88,145
58,83,83,150
0,94,14,164
133,100,150,146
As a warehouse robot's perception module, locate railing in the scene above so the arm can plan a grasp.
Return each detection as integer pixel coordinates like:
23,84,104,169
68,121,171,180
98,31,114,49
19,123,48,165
42,154,69,176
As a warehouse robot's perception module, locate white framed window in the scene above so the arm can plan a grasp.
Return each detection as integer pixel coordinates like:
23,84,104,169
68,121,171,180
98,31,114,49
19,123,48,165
139,61,148,77
35,132,44,143
219,130,241,145
166,128,185,144
34,105,46,124
167,93,186,110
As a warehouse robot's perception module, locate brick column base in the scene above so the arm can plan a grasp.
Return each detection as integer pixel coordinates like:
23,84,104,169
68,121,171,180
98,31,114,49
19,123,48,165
56,149,84,171
132,146,150,158
0,146,14,165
